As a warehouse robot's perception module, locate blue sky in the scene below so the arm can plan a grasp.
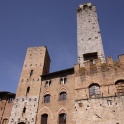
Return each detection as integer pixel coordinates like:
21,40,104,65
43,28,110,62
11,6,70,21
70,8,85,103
0,0,124,93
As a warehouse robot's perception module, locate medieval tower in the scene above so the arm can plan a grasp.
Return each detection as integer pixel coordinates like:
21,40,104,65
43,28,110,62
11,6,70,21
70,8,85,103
8,47,50,124
0,2,124,124
77,3,105,66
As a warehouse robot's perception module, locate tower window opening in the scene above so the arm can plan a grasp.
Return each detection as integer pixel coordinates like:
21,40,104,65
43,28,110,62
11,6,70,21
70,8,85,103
83,52,98,64
30,70,33,77
26,87,30,95
23,107,26,113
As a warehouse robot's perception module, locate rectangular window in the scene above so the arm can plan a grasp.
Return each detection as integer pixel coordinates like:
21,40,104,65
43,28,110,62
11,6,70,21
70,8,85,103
83,52,98,64
107,100,112,105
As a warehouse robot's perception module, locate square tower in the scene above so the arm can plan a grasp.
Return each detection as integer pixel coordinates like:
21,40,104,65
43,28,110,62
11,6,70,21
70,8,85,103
9,46,50,124
77,3,105,66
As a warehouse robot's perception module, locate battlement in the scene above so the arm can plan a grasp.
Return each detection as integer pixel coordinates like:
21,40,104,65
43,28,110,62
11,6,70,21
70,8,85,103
75,54,124,75
77,3,93,12
79,2,92,8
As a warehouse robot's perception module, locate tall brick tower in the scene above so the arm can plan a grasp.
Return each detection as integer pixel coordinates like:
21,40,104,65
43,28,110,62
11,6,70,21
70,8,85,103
9,46,50,124
77,3,105,66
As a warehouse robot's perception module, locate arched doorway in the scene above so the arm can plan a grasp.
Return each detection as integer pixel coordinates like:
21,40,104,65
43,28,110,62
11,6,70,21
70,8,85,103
18,122,25,124
59,113,66,124
41,114,48,124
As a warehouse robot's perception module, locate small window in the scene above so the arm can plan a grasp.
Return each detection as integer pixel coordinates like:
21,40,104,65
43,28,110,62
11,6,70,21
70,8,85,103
60,77,67,84
107,100,112,105
64,78,67,84
45,80,51,87
23,107,26,113
115,80,124,95
8,97,14,103
60,78,63,84
30,70,33,77
89,84,100,98
41,114,48,124
26,87,30,95
83,52,98,64
44,94,50,103
59,113,66,124
60,92,66,101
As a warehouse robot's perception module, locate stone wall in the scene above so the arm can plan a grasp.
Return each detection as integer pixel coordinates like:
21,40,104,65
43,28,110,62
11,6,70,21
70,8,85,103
0,92,15,124
73,54,124,124
8,46,50,124
74,96,124,124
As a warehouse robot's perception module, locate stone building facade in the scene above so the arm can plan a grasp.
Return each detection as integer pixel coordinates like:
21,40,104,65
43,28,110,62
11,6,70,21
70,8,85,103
0,2,124,124
0,92,15,124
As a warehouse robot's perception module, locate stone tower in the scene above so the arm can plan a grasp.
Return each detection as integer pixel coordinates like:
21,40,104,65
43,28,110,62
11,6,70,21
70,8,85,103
9,46,50,124
77,3,105,66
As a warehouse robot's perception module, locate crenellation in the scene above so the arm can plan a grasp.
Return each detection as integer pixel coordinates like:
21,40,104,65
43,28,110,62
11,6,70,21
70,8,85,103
118,54,124,63
84,61,91,69
106,57,114,65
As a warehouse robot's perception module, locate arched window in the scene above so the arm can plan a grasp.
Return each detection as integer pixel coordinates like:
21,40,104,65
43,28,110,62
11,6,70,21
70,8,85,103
60,77,67,84
115,80,124,95
63,78,67,84
60,92,66,101
89,83,100,98
2,119,8,124
44,94,50,103
59,113,66,124
45,80,51,87
60,78,63,84
41,114,48,124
